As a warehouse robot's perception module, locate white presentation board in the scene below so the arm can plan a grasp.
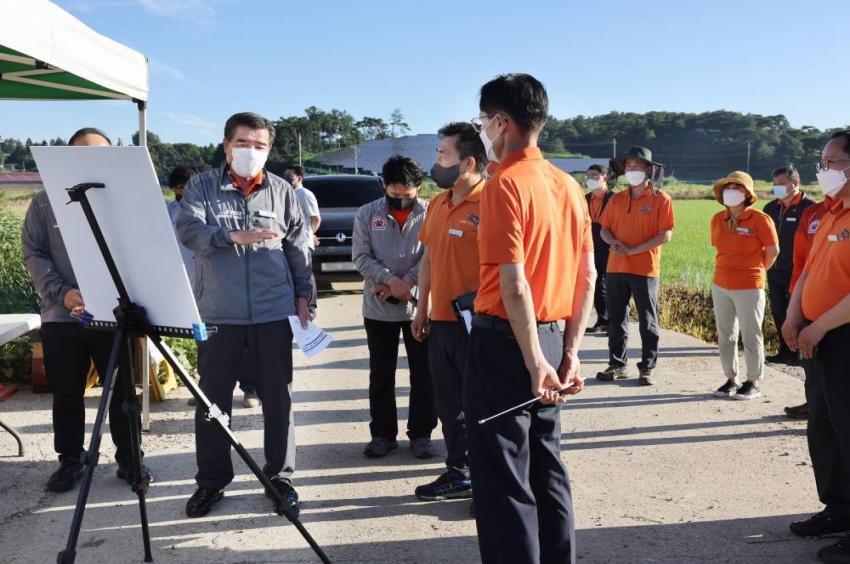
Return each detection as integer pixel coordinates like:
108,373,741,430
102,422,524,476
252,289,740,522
30,146,202,332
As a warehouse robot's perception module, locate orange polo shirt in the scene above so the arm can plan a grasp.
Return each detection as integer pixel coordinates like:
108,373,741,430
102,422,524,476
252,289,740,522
802,202,850,321
474,147,593,322
419,180,484,321
790,197,837,293
710,207,779,290
589,191,607,222
599,187,675,277
230,170,264,197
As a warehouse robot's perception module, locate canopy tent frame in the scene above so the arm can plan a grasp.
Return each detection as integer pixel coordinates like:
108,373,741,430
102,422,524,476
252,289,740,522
0,0,152,432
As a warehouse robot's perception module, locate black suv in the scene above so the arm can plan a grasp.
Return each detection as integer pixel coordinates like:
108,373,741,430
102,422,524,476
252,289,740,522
302,174,385,276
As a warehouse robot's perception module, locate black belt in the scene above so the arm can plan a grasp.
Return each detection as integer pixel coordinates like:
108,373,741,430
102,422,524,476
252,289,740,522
472,314,558,335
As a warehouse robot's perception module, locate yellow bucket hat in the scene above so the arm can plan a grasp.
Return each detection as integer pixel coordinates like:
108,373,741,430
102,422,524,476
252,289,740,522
713,171,757,206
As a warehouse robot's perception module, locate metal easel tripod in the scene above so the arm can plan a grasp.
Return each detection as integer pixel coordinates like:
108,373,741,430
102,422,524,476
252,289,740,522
57,182,331,563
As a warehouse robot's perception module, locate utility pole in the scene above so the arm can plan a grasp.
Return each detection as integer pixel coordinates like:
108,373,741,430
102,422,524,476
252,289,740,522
354,144,358,175
298,132,302,167
612,137,617,158
746,142,751,173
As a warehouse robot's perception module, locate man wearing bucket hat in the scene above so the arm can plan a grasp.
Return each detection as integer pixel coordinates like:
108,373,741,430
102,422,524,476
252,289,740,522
709,171,779,400
597,146,674,385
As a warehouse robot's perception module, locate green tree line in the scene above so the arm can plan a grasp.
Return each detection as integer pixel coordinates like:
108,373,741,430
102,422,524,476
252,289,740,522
3,109,845,183
540,110,842,183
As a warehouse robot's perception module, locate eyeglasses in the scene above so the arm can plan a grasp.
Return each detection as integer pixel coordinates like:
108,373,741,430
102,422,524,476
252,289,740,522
470,114,501,131
816,158,850,172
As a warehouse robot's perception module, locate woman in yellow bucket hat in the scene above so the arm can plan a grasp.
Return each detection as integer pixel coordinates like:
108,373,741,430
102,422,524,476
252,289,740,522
709,171,779,400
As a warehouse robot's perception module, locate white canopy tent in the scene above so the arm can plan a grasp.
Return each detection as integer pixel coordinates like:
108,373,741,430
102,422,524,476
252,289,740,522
0,0,156,428
0,0,150,144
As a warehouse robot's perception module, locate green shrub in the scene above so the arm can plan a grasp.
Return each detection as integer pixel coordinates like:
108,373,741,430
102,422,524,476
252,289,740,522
0,212,39,315
0,335,31,385
659,283,780,354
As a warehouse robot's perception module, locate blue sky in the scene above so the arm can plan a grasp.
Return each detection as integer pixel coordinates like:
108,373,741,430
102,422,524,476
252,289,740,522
1,0,848,146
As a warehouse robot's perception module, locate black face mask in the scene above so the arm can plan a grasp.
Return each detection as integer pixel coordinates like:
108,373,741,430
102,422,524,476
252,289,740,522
430,163,460,189
386,194,415,210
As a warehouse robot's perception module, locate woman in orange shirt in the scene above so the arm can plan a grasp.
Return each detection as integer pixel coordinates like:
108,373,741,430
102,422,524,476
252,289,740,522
710,171,779,400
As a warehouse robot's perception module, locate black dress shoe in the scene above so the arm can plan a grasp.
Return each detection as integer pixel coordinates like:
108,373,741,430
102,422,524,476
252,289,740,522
790,510,850,538
819,535,850,563
266,476,300,518
46,463,83,493
784,403,809,420
186,487,224,518
116,463,153,486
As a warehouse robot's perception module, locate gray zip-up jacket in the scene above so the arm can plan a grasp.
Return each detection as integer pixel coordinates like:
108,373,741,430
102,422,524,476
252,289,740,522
21,190,76,323
352,197,426,322
176,163,311,325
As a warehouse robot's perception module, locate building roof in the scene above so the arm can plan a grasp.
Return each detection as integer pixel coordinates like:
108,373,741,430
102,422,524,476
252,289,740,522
0,172,42,183
313,135,611,177
312,134,440,174
548,157,611,173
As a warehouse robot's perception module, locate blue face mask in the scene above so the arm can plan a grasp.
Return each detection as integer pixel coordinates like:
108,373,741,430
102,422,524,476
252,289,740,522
773,185,788,199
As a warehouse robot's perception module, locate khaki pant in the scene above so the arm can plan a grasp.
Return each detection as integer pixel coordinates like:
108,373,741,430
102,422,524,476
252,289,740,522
712,284,766,383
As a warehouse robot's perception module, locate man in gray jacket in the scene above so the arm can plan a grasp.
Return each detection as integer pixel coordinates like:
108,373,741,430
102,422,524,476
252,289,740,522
353,155,437,459
176,112,312,518
22,127,148,493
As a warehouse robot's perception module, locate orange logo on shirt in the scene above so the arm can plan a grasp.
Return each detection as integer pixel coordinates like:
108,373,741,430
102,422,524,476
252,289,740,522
639,205,653,215
736,226,754,236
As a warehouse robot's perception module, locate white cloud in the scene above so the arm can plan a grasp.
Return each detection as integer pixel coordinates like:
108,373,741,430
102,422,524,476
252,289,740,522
63,0,230,21
149,59,187,82
164,111,217,131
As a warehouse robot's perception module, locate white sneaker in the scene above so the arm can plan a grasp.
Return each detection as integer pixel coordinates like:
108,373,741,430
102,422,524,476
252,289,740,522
242,391,260,408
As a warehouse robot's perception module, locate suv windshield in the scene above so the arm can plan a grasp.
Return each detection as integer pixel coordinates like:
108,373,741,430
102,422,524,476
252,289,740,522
303,176,385,208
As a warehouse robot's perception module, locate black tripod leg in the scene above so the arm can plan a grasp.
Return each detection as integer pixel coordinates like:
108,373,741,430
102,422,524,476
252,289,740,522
148,336,332,564
0,417,24,457
119,336,153,562
57,329,125,564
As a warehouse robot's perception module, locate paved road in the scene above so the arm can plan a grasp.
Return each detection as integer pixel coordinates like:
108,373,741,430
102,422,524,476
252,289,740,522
0,289,829,563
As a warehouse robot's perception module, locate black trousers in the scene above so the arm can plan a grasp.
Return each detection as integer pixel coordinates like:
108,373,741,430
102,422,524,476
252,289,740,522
806,324,850,518
593,252,609,325
42,322,135,466
428,321,469,476
607,273,660,370
767,269,792,355
195,321,295,490
465,320,575,564
364,317,436,441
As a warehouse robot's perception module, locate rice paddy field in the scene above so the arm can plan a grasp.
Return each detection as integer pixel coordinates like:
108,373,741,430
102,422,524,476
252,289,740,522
663,199,719,291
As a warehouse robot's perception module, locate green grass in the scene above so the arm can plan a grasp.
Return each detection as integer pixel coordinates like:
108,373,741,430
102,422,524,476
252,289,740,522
663,200,718,290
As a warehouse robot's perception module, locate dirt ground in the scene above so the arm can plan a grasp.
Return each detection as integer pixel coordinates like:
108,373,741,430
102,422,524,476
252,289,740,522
0,285,832,563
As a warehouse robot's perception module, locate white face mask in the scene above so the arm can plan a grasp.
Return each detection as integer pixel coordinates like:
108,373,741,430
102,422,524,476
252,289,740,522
479,117,503,163
723,188,746,207
586,178,601,191
772,185,788,199
816,166,849,198
625,170,647,186
230,147,268,178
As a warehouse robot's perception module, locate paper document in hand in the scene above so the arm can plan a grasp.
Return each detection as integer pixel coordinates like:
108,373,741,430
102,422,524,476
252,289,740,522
288,317,333,358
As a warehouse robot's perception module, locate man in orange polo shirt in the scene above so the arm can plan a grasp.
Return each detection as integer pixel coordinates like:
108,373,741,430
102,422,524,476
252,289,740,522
783,195,839,420
763,165,814,365
784,131,850,561
466,73,595,564
411,122,486,502
597,146,674,385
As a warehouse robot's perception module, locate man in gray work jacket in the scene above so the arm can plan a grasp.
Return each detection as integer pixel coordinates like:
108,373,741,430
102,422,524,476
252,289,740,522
22,127,148,493
353,155,437,459
176,112,312,518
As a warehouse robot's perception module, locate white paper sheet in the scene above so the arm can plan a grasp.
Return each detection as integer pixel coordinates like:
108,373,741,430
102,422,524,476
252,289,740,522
30,146,202,330
288,316,333,358
460,310,473,335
